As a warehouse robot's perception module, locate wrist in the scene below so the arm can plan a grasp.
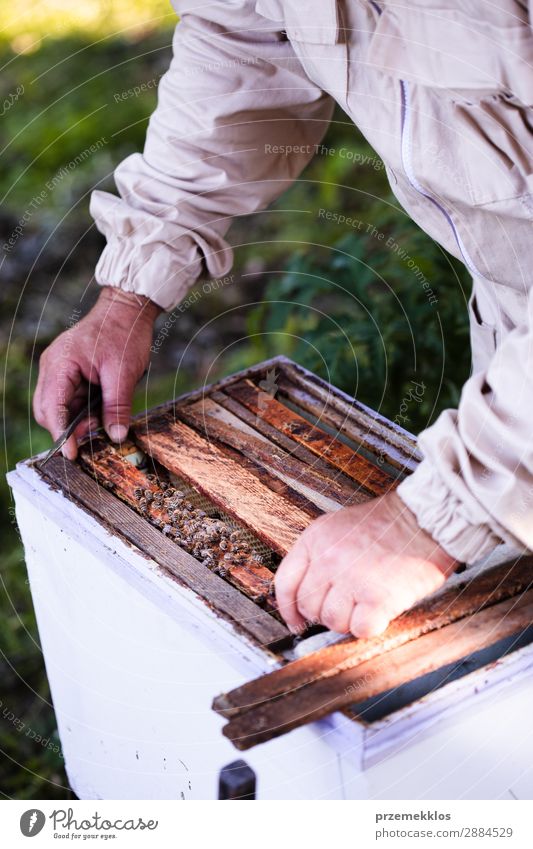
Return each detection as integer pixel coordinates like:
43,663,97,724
97,286,163,323
386,490,458,577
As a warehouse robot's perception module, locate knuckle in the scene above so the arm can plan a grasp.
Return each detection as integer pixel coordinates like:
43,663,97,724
33,404,45,426
274,570,292,594
38,348,51,368
105,401,130,415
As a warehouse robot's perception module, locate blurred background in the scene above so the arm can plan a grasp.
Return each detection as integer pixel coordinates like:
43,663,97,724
1,0,471,798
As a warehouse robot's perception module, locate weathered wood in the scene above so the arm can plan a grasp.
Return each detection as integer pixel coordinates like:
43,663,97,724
37,455,290,648
213,554,533,717
78,438,276,604
277,375,412,478
180,398,365,512
212,390,362,499
132,413,314,556
226,379,395,496
219,588,533,749
281,360,421,473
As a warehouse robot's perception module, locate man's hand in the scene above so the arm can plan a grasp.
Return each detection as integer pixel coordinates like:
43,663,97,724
275,490,457,638
33,287,161,460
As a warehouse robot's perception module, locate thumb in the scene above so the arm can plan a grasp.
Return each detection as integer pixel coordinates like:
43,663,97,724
100,361,138,443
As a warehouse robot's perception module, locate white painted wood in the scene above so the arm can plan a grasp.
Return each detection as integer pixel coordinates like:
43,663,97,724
8,459,533,800
8,463,354,800
362,671,533,800
362,641,533,770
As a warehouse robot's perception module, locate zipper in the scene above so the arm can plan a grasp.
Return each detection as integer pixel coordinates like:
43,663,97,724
399,78,486,280
368,0,486,280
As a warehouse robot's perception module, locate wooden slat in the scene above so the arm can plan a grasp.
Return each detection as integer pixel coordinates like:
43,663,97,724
132,413,314,556
281,360,421,473
37,455,290,648
218,589,533,749
78,438,275,604
213,554,533,717
277,375,410,478
180,398,366,512
212,390,361,498
226,379,395,496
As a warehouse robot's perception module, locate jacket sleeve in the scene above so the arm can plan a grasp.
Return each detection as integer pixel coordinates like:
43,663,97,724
90,0,334,310
396,288,533,564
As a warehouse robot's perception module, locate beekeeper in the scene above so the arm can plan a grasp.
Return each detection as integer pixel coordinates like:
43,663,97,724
34,1,533,638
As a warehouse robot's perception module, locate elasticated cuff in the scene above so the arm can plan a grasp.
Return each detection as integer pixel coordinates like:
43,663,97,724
396,459,503,564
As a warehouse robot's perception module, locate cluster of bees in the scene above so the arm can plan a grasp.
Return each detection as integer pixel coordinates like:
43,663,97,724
132,475,265,573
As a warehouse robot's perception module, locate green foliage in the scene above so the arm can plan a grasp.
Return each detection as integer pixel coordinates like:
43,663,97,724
0,30,174,216
233,208,471,432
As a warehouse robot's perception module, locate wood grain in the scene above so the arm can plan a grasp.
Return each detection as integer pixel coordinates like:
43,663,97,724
219,588,533,749
180,398,365,512
37,454,290,648
212,390,362,499
226,379,395,496
281,360,421,473
78,438,276,604
132,413,315,556
213,554,533,717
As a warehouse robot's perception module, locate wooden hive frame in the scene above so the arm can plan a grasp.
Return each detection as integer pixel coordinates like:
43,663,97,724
36,356,415,646
34,355,533,750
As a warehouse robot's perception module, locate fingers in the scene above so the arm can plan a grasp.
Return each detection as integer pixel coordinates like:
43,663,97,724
319,586,354,634
295,570,331,630
350,601,391,639
61,434,79,462
99,361,138,443
34,358,87,459
274,543,311,634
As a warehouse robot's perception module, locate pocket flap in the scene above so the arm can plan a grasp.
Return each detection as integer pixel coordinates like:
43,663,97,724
366,5,533,104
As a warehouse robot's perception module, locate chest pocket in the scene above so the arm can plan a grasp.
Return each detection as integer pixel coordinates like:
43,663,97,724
366,3,533,207
365,3,533,105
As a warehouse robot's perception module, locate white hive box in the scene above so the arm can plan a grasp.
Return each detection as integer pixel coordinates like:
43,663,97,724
7,357,533,799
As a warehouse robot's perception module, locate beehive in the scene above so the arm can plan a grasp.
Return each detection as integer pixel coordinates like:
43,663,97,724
8,356,533,799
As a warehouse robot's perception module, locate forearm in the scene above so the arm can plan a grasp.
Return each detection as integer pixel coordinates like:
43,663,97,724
91,1,333,311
